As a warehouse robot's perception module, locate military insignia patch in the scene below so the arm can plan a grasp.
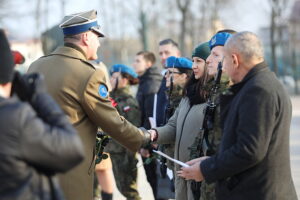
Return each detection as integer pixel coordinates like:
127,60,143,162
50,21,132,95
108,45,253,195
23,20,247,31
210,36,217,46
98,84,108,98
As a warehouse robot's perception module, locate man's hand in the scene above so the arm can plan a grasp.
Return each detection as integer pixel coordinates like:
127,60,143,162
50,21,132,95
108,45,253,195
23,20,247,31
177,156,209,182
148,129,158,141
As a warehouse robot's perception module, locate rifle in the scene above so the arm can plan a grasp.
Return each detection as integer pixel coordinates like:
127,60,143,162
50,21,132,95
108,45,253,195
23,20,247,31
190,62,223,200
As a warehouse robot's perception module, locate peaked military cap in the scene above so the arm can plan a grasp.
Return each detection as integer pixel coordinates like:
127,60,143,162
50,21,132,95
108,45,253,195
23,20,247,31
110,64,138,78
59,10,104,37
165,56,192,70
209,32,232,50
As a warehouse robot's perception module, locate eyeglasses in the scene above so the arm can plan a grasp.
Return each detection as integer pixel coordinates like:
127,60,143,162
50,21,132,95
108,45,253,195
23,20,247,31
165,71,182,76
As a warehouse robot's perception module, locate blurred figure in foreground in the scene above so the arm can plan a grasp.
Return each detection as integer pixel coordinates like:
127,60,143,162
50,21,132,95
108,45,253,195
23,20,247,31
0,29,84,200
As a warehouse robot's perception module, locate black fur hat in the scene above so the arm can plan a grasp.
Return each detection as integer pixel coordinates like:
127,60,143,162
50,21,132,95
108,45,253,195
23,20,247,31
0,29,14,84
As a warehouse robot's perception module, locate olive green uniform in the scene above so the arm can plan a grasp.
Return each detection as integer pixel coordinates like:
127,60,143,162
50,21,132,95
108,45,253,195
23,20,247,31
187,75,229,200
106,86,141,200
28,45,148,200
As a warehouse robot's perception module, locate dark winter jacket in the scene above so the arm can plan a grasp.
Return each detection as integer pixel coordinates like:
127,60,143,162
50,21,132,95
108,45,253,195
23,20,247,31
0,92,84,200
201,62,298,200
136,66,162,129
155,77,168,127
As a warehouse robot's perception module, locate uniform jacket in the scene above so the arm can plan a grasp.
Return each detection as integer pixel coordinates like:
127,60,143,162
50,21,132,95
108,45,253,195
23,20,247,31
0,93,84,200
155,97,206,200
201,62,298,200
136,66,162,129
28,45,147,200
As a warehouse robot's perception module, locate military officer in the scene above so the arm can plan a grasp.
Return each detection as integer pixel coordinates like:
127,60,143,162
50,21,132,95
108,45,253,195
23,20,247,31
106,64,142,200
28,10,151,200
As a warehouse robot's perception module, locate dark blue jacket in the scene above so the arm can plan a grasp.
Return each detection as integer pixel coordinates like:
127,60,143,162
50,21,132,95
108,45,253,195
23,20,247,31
155,77,168,127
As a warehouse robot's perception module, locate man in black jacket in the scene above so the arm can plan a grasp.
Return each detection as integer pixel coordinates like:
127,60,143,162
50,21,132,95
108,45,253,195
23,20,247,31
0,29,84,200
133,51,163,199
133,51,162,130
156,39,181,127
178,31,298,200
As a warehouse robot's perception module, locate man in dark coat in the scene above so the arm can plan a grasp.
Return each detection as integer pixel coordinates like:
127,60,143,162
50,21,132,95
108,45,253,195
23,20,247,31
133,51,162,130
0,29,84,200
156,39,181,127
178,31,298,200
133,51,163,199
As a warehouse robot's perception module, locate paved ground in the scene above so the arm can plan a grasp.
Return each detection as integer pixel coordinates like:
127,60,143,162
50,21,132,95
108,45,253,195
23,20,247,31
111,96,300,200
290,96,300,198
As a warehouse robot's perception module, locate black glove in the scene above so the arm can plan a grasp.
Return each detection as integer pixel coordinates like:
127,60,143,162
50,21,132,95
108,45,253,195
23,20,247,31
11,72,46,102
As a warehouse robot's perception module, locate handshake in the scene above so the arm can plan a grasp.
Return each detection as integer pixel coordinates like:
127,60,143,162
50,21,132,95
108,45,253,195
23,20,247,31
139,129,158,158
140,128,158,144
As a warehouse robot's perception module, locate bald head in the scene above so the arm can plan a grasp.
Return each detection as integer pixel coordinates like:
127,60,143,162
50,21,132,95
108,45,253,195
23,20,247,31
225,31,264,65
222,31,265,84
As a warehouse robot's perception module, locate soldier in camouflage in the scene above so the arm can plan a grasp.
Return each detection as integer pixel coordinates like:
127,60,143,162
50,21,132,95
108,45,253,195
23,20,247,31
105,64,141,200
197,31,235,200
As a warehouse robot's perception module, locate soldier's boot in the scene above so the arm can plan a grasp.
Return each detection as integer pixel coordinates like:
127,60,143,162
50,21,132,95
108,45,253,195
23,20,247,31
101,191,113,200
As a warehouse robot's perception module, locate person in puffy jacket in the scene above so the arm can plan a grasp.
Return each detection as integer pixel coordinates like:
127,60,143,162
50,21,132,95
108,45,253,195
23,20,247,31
0,29,84,200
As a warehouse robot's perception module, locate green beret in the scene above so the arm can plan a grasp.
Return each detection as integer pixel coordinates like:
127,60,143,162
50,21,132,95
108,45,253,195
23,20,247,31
192,42,211,61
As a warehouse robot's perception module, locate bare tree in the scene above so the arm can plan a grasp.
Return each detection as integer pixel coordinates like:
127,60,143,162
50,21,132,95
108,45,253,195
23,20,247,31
269,0,289,76
138,0,149,50
176,0,191,55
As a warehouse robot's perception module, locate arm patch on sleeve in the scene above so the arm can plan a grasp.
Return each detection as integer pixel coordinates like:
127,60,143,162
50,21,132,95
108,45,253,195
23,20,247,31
98,84,108,98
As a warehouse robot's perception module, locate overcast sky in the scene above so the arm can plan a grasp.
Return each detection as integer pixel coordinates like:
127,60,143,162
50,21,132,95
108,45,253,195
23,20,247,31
0,0,294,40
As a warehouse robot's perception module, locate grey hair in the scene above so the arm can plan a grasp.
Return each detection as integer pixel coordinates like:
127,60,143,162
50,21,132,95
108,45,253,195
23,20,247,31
225,31,264,62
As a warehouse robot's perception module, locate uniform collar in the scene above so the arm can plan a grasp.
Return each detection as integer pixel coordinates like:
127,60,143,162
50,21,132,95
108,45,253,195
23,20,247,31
51,44,87,61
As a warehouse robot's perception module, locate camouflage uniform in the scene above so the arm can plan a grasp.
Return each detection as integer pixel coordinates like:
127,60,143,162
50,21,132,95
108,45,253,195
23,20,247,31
200,75,229,200
105,86,141,200
188,75,229,200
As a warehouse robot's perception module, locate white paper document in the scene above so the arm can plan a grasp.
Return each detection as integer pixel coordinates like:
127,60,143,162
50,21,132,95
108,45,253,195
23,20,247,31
148,117,157,128
153,150,189,168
